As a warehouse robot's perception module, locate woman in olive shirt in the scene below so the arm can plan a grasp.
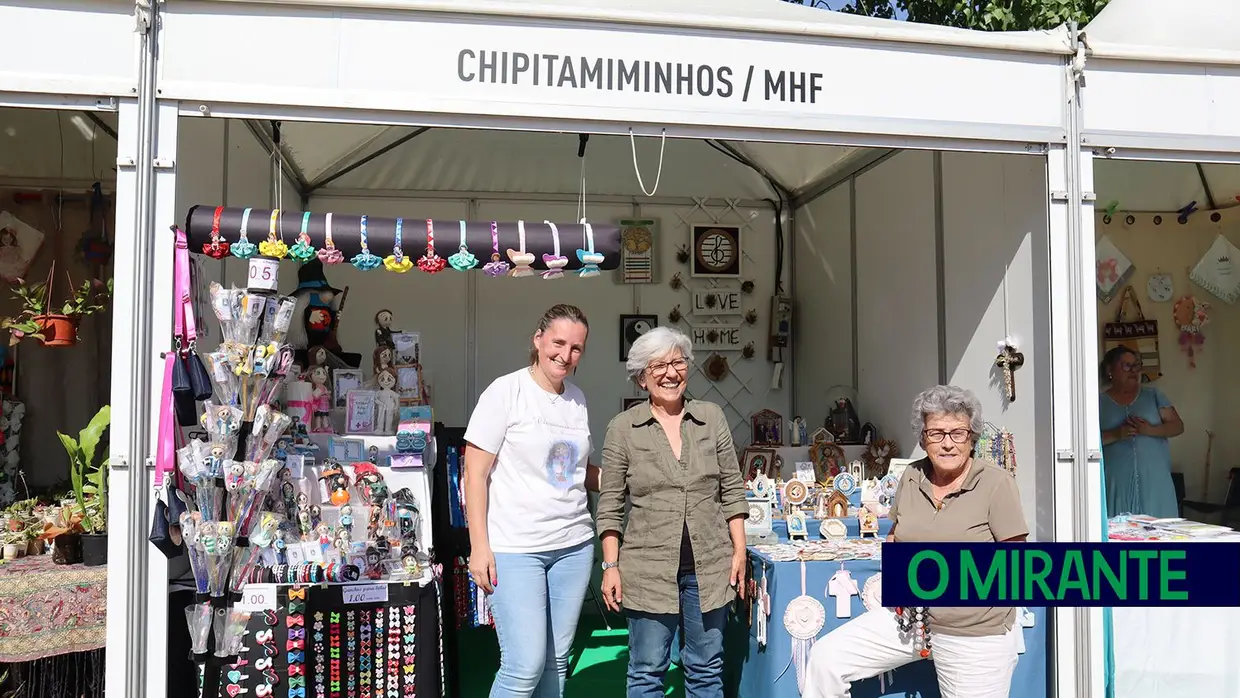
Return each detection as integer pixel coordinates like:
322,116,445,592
596,326,749,698
804,385,1028,698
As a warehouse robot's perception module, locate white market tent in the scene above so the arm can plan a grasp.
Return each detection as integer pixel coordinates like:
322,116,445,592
2,2,1170,698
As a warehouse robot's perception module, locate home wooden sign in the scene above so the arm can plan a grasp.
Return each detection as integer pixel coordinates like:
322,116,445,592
691,288,743,316
689,323,743,350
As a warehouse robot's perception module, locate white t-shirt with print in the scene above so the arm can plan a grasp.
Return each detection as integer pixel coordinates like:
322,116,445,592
464,367,594,553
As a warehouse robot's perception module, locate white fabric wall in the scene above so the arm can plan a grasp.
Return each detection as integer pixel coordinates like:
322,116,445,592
794,151,1053,539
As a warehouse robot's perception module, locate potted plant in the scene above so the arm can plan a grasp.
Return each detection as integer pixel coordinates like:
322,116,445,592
61,405,110,566
0,529,22,561
0,263,112,347
43,504,85,564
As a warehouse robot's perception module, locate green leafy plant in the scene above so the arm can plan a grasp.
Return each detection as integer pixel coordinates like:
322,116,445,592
785,0,1109,31
60,405,112,535
0,274,112,346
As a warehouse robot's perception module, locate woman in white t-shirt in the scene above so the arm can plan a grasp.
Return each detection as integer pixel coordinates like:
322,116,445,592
464,304,599,698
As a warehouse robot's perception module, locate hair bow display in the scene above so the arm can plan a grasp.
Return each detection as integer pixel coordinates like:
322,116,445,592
259,209,290,258
482,221,511,277
352,216,384,271
447,220,478,271
287,614,305,628
383,218,414,273
287,638,305,651
288,650,305,663
203,206,231,258
318,212,344,264
507,221,536,277
289,586,306,600
542,221,568,279
288,627,306,640
230,207,258,259
417,219,447,273
288,212,317,262
576,221,603,277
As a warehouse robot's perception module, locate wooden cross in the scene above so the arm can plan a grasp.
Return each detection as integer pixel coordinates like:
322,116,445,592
995,345,1025,402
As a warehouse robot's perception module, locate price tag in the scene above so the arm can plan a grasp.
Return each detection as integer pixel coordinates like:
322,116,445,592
342,583,388,605
247,256,280,292
236,583,278,611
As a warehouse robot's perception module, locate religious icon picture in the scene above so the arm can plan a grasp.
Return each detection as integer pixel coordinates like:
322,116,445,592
742,448,777,482
690,224,742,278
750,409,784,447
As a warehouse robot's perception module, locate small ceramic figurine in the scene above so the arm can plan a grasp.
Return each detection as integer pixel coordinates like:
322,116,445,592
374,367,400,436
374,309,397,349
790,416,807,447
309,365,332,433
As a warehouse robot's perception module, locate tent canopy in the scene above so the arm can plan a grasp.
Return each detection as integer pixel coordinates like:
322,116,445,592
1083,0,1240,61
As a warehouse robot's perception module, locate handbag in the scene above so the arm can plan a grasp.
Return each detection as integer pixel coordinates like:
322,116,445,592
1102,285,1162,383
149,482,187,558
171,226,212,426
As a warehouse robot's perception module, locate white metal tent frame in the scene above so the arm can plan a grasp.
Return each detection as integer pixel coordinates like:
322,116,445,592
0,1,1117,698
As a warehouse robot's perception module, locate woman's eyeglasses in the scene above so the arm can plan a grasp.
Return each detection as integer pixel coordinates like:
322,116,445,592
923,429,973,444
647,359,689,375
1117,361,1143,373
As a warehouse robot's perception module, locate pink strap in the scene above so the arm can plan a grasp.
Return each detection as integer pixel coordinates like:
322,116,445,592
153,353,175,487
174,227,196,344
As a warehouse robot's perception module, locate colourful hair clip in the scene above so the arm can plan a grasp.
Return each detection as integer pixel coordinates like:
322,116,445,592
542,221,568,279
230,207,257,259
259,208,289,258
507,221,536,277
318,212,344,264
352,216,383,270
416,219,447,273
447,221,478,271
576,221,603,277
288,212,316,263
203,206,231,258
482,221,510,276
383,218,414,273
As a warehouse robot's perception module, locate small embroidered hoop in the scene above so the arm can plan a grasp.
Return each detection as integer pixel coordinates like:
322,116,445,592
448,220,479,271
507,221,536,276
417,219,448,273
259,208,289,258
203,206,230,258
230,207,257,259
318,212,344,264
576,220,604,277
288,211,316,263
384,218,414,273
542,222,568,279
483,221,511,277
777,559,824,694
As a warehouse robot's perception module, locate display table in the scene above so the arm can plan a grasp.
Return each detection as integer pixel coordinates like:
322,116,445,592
739,521,1047,698
0,555,107,662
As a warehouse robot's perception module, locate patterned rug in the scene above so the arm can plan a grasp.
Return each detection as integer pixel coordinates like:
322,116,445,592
0,555,107,662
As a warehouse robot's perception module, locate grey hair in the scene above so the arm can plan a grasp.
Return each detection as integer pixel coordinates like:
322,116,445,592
910,385,984,438
625,326,694,383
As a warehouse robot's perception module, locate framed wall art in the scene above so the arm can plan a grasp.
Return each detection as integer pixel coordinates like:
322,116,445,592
332,369,364,409
690,224,742,278
618,219,657,284
742,447,776,481
619,314,659,361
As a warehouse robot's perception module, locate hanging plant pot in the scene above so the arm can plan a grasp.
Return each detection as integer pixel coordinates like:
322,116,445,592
34,314,79,347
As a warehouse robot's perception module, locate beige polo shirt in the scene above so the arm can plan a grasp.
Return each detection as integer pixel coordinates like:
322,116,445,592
888,457,1028,637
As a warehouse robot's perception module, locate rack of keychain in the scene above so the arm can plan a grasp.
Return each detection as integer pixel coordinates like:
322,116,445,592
183,206,621,276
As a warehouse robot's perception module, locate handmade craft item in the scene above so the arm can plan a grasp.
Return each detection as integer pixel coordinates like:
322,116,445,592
827,567,859,618
308,365,332,432
1095,234,1134,303
780,559,825,694
374,309,397,350
862,438,898,479
230,207,257,259
383,217,414,273
289,211,317,263
576,221,604,277
995,342,1025,402
894,605,932,658
259,208,289,258
447,220,478,271
202,206,231,258
506,221,536,277
318,212,344,264
861,573,883,612
375,368,401,435
416,219,447,273
351,215,384,271
483,221,511,277
542,221,569,279
1173,294,1210,368
1102,286,1161,382
1189,233,1240,304
789,416,807,447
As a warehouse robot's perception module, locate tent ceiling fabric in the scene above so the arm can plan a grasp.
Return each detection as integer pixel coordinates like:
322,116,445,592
1084,0,1240,59
1095,159,1240,213
0,107,117,185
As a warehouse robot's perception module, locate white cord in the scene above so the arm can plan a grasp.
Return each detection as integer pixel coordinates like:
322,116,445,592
629,128,667,197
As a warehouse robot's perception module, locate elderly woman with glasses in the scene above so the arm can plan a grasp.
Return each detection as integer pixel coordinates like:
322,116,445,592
1098,345,1183,518
804,385,1028,698
595,326,748,698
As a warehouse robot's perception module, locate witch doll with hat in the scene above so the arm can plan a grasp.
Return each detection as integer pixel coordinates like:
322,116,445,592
290,259,362,369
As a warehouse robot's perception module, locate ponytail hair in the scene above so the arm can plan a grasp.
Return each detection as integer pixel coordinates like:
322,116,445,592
529,304,589,365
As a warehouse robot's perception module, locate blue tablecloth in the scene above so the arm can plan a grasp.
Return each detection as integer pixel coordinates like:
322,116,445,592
736,521,1047,698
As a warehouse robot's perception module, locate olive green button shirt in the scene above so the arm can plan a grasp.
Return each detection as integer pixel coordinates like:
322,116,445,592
888,457,1029,637
596,400,749,615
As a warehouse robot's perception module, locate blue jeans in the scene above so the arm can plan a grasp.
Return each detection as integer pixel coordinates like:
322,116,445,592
626,574,727,698
489,540,594,698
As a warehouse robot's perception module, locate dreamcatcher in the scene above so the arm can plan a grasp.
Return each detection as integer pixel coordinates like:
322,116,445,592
776,558,824,693
862,438,899,479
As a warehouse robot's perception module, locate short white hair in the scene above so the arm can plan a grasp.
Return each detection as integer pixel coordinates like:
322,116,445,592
910,385,984,437
626,326,694,382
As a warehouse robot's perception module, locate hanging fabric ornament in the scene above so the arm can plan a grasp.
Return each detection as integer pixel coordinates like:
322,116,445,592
576,221,604,277
318,212,344,264
202,206,231,258
482,221,511,277
507,221,536,277
1173,294,1210,368
259,208,290,258
230,207,258,259
351,215,384,271
448,221,478,271
288,212,317,263
776,558,824,694
383,218,414,273
417,219,448,273
542,222,568,279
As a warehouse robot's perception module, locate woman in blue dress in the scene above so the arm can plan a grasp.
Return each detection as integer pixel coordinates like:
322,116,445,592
1098,345,1185,518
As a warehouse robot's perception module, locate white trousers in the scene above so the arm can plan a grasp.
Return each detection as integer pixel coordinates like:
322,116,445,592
802,609,1019,698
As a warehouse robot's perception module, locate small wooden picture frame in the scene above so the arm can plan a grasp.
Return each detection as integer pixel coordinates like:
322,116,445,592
332,369,364,409
750,409,783,447
787,510,808,540
742,448,777,481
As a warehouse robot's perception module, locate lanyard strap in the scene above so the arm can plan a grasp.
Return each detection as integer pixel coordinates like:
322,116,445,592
174,226,196,345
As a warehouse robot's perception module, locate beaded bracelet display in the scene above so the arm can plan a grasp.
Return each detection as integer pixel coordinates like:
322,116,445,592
386,606,401,698
312,612,327,698
358,609,374,697
402,604,417,696
345,611,357,698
